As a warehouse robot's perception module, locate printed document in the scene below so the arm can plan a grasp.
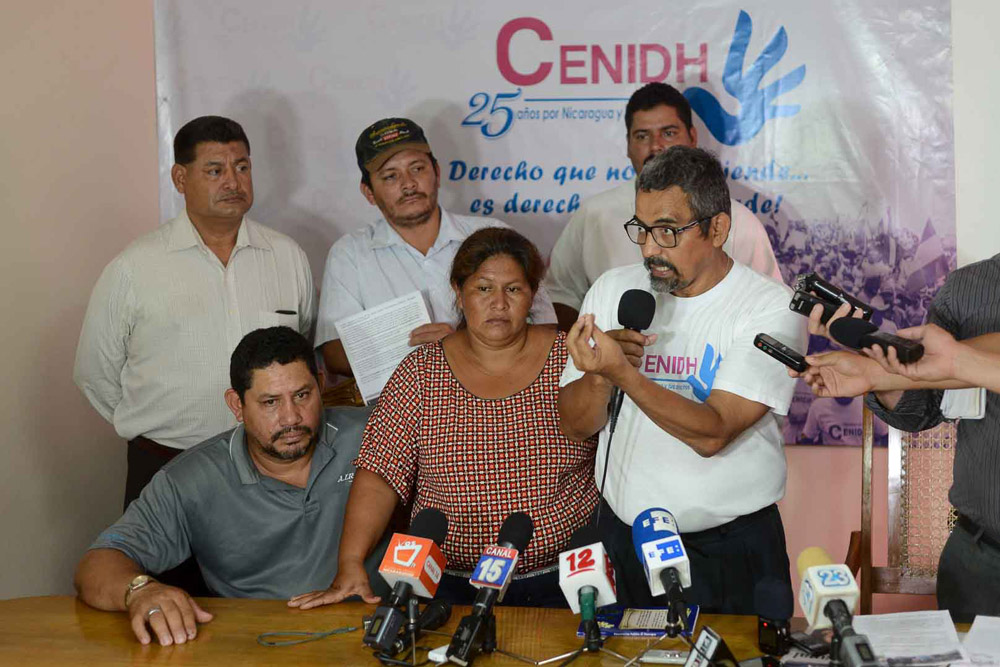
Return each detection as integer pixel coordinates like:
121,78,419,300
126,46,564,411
335,291,431,403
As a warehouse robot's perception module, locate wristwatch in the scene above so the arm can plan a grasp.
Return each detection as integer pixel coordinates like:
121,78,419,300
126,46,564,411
124,574,155,607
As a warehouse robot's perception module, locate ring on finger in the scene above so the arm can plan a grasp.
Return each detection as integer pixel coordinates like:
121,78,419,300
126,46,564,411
146,606,163,619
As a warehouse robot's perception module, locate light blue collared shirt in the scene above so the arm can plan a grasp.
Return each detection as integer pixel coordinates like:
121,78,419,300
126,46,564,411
315,208,556,346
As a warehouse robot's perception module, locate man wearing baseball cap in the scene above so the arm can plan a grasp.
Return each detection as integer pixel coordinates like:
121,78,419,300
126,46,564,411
316,117,557,377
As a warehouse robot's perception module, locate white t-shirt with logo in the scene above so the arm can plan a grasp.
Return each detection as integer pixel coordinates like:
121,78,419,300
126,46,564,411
801,395,888,445
560,261,805,532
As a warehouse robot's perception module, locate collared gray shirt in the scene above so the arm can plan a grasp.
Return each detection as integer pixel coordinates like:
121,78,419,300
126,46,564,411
866,254,1000,535
90,406,376,599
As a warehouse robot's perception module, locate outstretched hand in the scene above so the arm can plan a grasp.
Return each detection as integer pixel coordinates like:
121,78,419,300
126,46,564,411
861,323,957,382
788,349,885,398
287,563,380,610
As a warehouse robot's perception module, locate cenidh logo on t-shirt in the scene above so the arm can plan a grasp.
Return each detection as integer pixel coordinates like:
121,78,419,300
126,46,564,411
642,342,721,402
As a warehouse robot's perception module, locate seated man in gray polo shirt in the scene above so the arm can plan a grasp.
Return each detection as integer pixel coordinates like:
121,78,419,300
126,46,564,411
74,327,378,646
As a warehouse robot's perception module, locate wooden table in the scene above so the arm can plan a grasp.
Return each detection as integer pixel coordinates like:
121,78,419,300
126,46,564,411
0,596,766,666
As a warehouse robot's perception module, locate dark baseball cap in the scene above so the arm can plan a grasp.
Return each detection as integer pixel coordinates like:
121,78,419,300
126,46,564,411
356,118,432,175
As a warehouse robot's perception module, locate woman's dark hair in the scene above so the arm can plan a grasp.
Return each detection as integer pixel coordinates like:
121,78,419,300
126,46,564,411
230,326,318,400
450,227,545,325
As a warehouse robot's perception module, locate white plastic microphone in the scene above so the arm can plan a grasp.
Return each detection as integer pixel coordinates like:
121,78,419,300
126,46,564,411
558,525,617,616
796,546,859,632
797,548,878,667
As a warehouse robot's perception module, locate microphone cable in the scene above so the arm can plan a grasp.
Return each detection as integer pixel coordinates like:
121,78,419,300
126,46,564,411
257,624,359,647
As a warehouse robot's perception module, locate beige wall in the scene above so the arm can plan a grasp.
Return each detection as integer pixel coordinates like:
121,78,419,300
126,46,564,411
1,0,997,603
0,1,158,597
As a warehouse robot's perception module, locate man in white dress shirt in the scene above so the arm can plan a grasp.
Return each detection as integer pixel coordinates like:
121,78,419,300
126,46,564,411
316,117,555,377
75,115,316,509
546,83,782,331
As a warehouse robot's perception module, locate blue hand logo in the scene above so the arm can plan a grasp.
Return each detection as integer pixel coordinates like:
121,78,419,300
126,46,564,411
683,11,805,146
686,343,721,402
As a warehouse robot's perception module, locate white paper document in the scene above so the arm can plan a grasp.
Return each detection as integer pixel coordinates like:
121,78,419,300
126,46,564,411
963,616,1000,665
335,291,431,404
853,610,968,665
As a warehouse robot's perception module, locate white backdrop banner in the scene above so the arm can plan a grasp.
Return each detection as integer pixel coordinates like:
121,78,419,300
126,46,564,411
154,0,954,446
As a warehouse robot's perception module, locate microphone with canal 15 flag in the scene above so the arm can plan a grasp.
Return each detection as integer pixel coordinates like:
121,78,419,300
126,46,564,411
446,512,534,666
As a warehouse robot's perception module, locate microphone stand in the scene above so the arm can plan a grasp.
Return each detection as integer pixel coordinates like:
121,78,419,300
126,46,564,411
405,597,419,666
663,569,688,639
536,588,628,666
823,600,878,667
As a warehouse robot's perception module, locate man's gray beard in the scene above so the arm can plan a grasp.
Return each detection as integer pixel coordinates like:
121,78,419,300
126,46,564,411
649,274,682,293
645,257,691,293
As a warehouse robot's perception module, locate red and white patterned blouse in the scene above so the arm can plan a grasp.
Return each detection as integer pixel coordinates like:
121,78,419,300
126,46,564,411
356,331,598,573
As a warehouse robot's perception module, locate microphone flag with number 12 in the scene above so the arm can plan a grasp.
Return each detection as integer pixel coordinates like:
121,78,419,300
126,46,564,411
558,526,617,614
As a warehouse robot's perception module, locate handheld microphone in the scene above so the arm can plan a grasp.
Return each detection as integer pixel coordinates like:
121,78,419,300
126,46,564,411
829,318,924,364
632,508,691,635
388,599,452,655
447,512,534,666
795,273,874,321
364,508,448,653
754,579,793,656
595,290,656,529
609,289,656,432
797,548,877,667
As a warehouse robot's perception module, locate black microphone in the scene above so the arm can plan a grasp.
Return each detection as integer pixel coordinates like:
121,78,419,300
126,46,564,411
446,513,534,666
609,289,656,433
389,599,452,655
829,318,924,364
754,579,793,656
363,508,448,653
795,273,874,320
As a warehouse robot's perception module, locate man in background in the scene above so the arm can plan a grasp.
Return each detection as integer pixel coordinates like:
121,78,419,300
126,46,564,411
316,117,555,377
75,116,316,507
546,83,782,331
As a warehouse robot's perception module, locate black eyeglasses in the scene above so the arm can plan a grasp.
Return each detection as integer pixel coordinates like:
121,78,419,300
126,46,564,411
623,216,712,249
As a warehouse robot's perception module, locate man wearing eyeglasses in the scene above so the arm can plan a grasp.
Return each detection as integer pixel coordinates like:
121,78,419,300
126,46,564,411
545,83,782,332
558,146,805,614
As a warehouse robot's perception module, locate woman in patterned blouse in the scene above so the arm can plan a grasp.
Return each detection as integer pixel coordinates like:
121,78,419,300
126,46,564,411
319,227,598,608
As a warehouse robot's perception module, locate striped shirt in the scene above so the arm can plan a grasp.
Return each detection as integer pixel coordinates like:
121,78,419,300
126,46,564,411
355,331,598,572
866,254,1000,535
